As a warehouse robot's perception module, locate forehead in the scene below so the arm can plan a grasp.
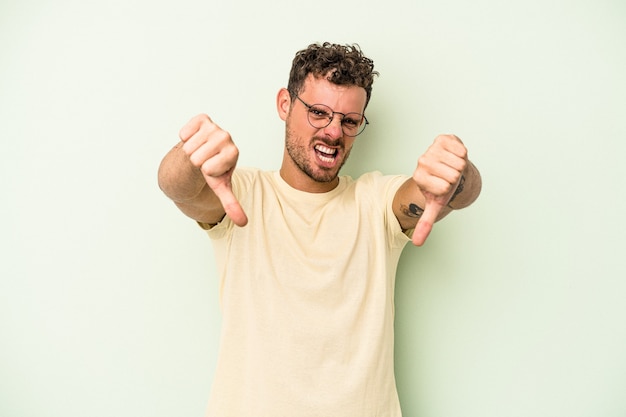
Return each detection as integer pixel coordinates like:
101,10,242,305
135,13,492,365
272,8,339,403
300,74,367,112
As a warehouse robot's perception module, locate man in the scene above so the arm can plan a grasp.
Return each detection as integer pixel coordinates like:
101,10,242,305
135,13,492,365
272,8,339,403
158,42,481,417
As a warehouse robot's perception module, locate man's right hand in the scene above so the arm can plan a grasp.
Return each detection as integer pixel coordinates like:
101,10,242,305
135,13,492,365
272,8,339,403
179,114,248,227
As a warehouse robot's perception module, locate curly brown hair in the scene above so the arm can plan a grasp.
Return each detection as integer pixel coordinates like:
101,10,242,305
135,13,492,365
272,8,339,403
287,42,379,109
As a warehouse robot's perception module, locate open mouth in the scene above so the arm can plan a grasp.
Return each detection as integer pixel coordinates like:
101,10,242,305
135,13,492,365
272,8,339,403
314,144,338,163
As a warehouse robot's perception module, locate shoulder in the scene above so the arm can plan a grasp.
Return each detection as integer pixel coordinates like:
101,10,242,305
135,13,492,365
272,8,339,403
353,171,410,195
232,166,263,182
231,167,273,193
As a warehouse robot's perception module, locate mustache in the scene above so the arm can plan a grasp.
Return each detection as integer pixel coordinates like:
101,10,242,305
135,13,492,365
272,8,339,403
313,136,344,148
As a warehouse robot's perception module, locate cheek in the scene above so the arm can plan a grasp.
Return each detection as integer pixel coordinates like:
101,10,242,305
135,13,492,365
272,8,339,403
287,114,316,137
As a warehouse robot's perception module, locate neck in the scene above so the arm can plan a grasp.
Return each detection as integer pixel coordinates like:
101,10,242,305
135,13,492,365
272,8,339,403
279,157,340,193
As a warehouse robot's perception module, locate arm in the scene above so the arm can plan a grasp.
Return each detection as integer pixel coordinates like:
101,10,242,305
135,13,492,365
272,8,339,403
157,114,248,226
392,134,482,246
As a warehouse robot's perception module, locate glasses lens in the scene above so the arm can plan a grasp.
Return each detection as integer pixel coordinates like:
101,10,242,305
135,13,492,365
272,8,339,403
342,113,366,137
305,102,368,137
307,104,333,128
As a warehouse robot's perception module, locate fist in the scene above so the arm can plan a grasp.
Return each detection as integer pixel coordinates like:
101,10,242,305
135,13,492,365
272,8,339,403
179,114,248,227
411,134,467,246
413,134,467,199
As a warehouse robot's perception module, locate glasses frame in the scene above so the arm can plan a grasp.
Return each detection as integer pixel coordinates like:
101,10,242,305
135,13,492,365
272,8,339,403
294,95,369,137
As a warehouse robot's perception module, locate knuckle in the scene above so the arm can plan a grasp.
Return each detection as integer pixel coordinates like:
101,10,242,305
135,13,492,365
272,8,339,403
224,143,240,160
188,152,204,168
201,158,220,177
452,170,462,185
200,163,211,177
180,141,194,157
457,145,468,160
458,157,468,172
214,129,232,145
194,113,213,125
417,153,431,168
433,180,450,196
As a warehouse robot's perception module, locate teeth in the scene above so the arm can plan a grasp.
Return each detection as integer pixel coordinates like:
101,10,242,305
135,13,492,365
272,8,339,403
315,144,337,155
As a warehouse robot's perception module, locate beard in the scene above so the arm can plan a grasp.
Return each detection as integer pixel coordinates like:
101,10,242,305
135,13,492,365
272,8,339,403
284,126,352,184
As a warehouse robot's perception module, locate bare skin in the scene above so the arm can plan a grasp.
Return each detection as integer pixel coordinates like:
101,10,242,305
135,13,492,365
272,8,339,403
275,75,363,193
158,74,481,245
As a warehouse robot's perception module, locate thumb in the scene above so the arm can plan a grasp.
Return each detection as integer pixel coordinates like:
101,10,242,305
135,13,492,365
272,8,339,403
411,194,443,246
209,179,248,227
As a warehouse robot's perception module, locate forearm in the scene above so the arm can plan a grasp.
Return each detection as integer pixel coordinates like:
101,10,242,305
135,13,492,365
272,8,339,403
158,142,208,202
158,142,226,223
393,158,482,231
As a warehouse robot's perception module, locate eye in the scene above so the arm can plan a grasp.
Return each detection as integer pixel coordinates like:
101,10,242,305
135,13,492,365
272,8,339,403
309,106,331,119
342,114,362,127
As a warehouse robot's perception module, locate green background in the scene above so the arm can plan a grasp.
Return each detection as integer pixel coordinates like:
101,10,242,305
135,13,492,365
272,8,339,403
2,0,625,416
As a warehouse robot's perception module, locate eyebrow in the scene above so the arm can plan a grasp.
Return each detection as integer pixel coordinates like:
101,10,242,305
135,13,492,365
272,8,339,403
298,96,364,116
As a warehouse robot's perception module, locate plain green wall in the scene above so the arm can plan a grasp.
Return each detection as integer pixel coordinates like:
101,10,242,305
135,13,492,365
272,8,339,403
1,0,625,416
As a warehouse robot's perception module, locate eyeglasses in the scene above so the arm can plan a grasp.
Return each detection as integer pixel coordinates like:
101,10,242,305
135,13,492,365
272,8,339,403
295,95,369,137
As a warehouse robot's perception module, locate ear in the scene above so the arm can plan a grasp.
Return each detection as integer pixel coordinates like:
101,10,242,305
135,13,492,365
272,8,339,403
276,88,292,121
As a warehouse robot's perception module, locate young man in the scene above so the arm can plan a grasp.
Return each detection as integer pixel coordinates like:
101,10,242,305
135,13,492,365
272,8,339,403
158,42,481,417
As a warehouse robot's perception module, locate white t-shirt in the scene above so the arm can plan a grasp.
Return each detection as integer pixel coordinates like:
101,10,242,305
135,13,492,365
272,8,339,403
205,168,410,417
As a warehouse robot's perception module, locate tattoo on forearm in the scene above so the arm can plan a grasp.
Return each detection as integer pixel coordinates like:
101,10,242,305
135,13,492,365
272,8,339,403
400,175,466,218
401,203,424,219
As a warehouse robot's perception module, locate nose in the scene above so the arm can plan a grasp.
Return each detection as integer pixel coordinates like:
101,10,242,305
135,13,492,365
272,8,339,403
323,115,344,139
